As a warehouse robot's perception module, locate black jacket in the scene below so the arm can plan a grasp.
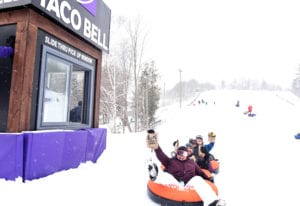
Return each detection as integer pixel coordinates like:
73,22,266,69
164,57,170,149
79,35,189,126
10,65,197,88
193,145,210,169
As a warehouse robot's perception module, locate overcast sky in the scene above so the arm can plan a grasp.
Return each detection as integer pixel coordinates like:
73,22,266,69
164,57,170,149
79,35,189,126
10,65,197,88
104,0,300,89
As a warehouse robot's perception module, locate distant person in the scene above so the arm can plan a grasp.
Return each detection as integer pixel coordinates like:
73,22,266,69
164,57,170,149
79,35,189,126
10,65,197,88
244,104,253,116
248,105,252,114
146,130,225,206
70,101,82,122
235,100,240,107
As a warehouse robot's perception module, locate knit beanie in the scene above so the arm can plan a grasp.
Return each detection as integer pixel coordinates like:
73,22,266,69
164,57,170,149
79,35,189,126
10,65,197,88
177,146,187,151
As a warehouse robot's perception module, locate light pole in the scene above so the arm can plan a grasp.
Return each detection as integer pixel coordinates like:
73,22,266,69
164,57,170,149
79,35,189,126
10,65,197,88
179,69,182,108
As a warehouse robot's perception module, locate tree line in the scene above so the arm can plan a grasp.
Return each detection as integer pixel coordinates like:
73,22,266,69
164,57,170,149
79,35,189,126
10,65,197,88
99,15,300,133
100,16,160,133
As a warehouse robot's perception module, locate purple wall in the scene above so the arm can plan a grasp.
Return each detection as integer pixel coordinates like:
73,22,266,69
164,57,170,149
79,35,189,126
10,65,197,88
0,128,107,181
0,133,23,180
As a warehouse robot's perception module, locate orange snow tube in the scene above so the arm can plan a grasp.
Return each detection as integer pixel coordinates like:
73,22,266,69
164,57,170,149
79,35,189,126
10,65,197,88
210,160,220,172
147,179,218,206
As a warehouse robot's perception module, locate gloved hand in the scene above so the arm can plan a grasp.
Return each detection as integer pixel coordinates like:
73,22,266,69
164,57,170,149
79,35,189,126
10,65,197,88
208,132,216,142
208,176,214,183
189,155,196,162
203,175,214,183
146,129,158,149
173,140,179,148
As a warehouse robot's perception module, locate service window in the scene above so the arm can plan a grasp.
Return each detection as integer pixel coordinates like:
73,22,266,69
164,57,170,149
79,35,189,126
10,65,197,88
37,45,95,129
0,24,15,132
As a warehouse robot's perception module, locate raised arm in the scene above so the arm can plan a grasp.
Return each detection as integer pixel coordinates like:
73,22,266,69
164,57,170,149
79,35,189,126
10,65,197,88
154,146,171,167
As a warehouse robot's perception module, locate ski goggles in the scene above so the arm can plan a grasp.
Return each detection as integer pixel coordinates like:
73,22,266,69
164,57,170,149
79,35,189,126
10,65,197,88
177,150,188,157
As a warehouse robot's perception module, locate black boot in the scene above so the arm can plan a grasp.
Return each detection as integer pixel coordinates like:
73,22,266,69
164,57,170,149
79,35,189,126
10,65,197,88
208,199,226,206
148,163,158,181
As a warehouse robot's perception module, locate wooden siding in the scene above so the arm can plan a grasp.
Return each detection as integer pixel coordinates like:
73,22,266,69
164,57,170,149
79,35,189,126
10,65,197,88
0,8,102,132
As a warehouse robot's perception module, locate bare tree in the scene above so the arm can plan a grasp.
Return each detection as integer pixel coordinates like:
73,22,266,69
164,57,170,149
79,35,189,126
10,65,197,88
100,16,133,133
126,16,148,132
117,38,132,133
100,15,149,133
100,55,117,132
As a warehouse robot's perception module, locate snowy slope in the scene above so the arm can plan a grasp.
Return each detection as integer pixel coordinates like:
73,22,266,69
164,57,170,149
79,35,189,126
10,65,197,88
0,90,299,206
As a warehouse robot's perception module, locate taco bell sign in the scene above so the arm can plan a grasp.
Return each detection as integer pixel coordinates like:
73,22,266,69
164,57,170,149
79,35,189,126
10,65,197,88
0,0,111,53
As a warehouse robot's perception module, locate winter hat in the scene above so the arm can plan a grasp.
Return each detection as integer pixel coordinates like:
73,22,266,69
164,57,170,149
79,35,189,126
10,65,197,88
189,138,197,145
185,143,193,148
196,135,203,140
177,146,187,151
147,129,155,134
176,146,188,157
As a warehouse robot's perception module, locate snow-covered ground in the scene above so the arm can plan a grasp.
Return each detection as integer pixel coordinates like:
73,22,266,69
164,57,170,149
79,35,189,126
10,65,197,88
1,89,300,206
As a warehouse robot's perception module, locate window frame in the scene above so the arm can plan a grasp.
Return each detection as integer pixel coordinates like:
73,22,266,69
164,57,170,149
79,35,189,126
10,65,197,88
37,45,95,130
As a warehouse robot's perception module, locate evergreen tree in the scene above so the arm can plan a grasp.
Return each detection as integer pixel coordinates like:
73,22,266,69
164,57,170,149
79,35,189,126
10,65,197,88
138,61,160,130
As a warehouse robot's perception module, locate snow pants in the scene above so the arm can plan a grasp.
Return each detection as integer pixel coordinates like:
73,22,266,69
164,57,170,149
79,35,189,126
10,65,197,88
155,171,218,206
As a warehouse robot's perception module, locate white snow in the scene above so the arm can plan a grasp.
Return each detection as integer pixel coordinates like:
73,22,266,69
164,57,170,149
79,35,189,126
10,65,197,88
1,89,300,206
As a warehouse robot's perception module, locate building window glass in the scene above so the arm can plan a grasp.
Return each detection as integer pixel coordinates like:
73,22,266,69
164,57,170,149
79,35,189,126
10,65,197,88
37,46,94,129
0,24,15,132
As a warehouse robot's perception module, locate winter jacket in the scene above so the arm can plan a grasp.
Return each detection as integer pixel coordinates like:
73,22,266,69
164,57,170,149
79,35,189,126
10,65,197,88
193,143,215,169
248,105,253,113
154,146,208,184
193,145,208,168
204,142,215,152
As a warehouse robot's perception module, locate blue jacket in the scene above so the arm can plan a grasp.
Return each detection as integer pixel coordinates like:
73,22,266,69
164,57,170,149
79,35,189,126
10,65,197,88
205,142,215,152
